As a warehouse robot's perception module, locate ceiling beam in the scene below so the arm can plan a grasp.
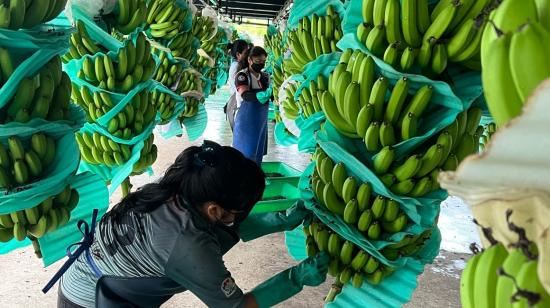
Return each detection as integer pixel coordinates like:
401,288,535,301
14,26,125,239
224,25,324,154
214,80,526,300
221,7,279,14
222,0,284,7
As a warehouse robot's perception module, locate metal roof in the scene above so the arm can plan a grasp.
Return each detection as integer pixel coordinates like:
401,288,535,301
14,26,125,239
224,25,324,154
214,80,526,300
194,0,290,23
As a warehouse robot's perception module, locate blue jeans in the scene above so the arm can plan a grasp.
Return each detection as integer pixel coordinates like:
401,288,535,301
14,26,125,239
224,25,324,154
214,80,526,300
233,100,269,165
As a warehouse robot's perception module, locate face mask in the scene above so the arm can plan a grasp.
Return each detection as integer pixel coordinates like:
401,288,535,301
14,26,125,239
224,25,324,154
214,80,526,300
251,63,264,73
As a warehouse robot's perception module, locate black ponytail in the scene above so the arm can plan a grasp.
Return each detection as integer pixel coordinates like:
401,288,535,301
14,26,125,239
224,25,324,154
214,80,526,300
103,140,266,224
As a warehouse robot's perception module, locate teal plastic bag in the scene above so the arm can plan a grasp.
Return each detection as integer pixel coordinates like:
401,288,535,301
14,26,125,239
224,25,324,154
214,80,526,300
293,53,342,101
156,103,208,141
267,25,278,36
288,0,347,30
296,112,326,153
274,122,299,146
38,172,109,266
0,172,109,267
0,122,80,213
316,139,445,226
182,103,208,141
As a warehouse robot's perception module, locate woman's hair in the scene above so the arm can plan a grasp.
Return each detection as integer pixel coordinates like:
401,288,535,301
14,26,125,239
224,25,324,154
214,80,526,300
231,40,249,60
237,46,268,71
104,140,266,223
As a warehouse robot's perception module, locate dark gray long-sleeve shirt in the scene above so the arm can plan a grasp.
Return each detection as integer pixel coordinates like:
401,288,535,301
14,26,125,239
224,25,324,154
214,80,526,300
60,197,246,307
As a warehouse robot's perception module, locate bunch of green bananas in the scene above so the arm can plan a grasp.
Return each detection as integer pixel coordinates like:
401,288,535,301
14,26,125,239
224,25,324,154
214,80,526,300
282,58,301,77
359,0,493,74
478,122,495,152
311,149,409,239
0,134,56,189
192,15,216,41
146,0,190,40
0,184,78,246
296,76,328,119
174,69,201,94
164,31,196,59
0,55,71,123
264,32,284,60
372,107,483,196
73,87,156,138
63,20,108,63
131,134,157,173
179,96,202,118
280,81,301,120
78,33,155,93
76,131,134,166
271,64,284,103
191,53,213,74
0,0,67,30
104,0,146,35
274,111,283,123
287,5,342,72
379,228,433,261
201,37,219,55
305,220,394,302
152,89,177,124
461,214,550,308
481,0,550,126
153,51,185,88
322,49,435,141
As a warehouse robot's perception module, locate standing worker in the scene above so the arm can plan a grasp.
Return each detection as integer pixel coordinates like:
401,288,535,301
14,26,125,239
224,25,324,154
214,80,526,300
232,46,271,165
225,40,249,131
51,141,328,308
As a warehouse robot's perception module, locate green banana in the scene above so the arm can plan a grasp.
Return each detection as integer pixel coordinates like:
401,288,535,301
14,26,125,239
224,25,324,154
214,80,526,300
373,146,394,175
393,154,421,181
357,183,372,212
343,199,359,224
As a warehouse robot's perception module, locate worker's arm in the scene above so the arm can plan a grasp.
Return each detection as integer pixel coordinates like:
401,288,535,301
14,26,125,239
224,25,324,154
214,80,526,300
249,252,330,307
236,71,259,102
238,201,311,242
165,232,328,308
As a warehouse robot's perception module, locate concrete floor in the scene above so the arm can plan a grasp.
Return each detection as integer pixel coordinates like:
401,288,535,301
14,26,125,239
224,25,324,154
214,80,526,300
0,88,469,307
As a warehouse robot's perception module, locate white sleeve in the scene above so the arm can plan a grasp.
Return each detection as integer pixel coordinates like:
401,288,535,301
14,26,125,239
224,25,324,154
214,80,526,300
228,62,238,95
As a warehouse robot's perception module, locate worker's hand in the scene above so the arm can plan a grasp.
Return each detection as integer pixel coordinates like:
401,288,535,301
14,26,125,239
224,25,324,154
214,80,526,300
257,87,272,104
292,252,330,287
